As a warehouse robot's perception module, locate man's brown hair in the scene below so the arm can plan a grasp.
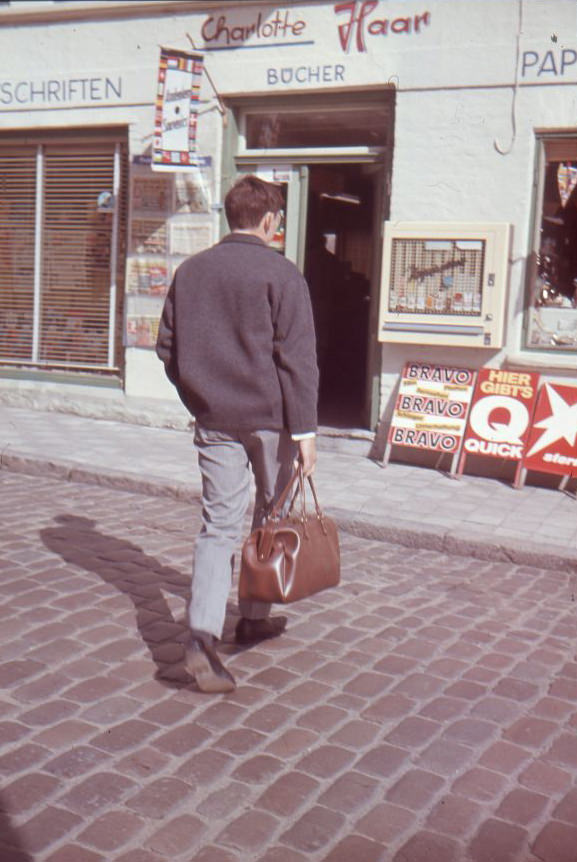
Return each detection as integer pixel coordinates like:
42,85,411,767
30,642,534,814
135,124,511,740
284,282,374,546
224,174,283,231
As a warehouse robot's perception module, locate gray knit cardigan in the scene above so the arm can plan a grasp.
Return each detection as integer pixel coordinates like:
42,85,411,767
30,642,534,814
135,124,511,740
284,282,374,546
156,232,319,435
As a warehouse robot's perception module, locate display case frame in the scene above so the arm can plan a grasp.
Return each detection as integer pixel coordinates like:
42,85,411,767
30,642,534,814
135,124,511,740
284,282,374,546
377,222,512,348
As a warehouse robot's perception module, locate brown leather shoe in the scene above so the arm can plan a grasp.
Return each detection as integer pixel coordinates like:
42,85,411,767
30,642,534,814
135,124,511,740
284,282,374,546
185,635,236,693
235,616,287,645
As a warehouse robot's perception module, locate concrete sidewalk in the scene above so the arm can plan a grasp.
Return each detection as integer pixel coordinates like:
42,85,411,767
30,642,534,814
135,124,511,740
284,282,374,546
1,402,575,572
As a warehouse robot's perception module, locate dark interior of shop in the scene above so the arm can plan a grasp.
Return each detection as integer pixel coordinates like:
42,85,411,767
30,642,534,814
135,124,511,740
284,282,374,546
304,163,376,429
537,160,577,306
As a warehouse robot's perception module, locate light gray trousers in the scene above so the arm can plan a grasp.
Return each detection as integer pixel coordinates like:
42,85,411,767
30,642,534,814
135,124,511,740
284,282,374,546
190,425,296,639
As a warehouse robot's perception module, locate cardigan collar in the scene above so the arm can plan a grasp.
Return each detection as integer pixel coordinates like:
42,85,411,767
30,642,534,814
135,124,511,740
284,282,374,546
219,232,268,248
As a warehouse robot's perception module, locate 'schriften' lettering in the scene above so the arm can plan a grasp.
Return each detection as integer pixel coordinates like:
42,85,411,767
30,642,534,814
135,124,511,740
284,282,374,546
0,76,122,106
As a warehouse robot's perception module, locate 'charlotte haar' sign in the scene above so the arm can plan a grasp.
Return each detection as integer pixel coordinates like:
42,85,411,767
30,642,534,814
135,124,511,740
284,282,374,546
200,3,431,53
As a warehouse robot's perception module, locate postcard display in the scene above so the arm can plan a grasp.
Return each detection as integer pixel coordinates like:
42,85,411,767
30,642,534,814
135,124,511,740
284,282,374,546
386,363,577,489
378,223,511,349
125,161,214,349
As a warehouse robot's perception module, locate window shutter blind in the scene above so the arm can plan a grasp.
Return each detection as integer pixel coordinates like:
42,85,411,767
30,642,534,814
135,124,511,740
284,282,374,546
41,143,116,366
0,129,127,371
0,147,37,361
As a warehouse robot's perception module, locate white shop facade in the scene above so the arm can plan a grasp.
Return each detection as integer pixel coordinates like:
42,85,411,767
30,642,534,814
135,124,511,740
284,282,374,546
0,0,576,439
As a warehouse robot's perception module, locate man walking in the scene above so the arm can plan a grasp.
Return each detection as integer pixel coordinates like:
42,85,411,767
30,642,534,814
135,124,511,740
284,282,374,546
156,175,319,693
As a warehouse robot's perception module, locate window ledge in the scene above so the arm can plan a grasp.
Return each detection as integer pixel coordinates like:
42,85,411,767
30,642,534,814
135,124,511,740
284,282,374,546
504,352,577,372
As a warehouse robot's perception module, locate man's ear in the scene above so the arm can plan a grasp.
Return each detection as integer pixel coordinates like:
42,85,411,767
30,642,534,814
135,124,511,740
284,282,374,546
262,212,274,235
261,211,278,241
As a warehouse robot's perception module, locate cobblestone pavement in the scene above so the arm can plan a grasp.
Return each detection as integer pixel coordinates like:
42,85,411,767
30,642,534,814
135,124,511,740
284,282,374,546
1,472,577,862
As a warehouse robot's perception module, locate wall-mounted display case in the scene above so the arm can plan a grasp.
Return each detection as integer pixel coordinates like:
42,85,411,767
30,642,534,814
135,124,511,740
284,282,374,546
378,222,512,348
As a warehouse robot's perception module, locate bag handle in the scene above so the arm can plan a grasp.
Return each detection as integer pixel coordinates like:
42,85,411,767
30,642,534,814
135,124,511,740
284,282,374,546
306,472,323,517
305,471,329,535
268,469,300,521
255,470,300,561
268,465,324,522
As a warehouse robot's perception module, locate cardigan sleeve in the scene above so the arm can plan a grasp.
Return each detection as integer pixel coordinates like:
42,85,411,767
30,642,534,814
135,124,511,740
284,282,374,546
272,271,319,436
155,278,179,386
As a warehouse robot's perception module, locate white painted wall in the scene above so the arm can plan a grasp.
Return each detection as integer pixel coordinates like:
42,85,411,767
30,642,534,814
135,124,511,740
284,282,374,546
1,0,576,423
124,347,177,399
381,36,577,417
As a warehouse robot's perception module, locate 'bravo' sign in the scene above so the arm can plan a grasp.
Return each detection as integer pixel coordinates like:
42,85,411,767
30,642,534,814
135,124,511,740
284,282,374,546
387,363,476,469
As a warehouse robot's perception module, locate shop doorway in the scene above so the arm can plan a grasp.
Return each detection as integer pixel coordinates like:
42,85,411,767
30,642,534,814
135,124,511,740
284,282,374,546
237,159,383,429
304,163,377,428
231,90,393,429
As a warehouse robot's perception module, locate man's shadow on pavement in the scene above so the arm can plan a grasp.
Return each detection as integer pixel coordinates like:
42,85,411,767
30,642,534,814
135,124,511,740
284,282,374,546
40,514,242,689
0,803,34,862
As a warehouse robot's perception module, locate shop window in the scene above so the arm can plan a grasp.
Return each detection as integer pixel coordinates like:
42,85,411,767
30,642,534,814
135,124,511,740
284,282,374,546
244,105,390,150
526,136,577,352
0,129,127,371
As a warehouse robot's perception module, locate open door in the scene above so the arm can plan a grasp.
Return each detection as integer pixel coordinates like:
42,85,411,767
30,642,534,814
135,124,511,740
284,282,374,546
303,163,377,429
238,160,383,430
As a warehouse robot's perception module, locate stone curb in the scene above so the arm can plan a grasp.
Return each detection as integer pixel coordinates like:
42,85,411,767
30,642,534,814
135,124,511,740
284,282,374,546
332,509,577,573
0,389,193,430
2,449,576,574
0,451,199,503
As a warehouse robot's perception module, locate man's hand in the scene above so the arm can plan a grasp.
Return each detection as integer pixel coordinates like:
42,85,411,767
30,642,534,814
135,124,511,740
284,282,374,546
297,437,317,477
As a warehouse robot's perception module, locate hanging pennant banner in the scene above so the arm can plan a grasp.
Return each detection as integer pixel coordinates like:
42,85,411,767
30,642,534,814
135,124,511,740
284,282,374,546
385,363,476,470
153,47,203,171
557,162,577,208
459,369,540,467
522,382,577,477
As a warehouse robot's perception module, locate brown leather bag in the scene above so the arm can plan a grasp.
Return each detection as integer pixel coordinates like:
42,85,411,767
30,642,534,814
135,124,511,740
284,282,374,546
239,467,340,604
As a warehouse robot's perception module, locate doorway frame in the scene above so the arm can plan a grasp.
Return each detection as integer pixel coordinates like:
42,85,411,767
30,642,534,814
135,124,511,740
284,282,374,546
221,88,394,430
